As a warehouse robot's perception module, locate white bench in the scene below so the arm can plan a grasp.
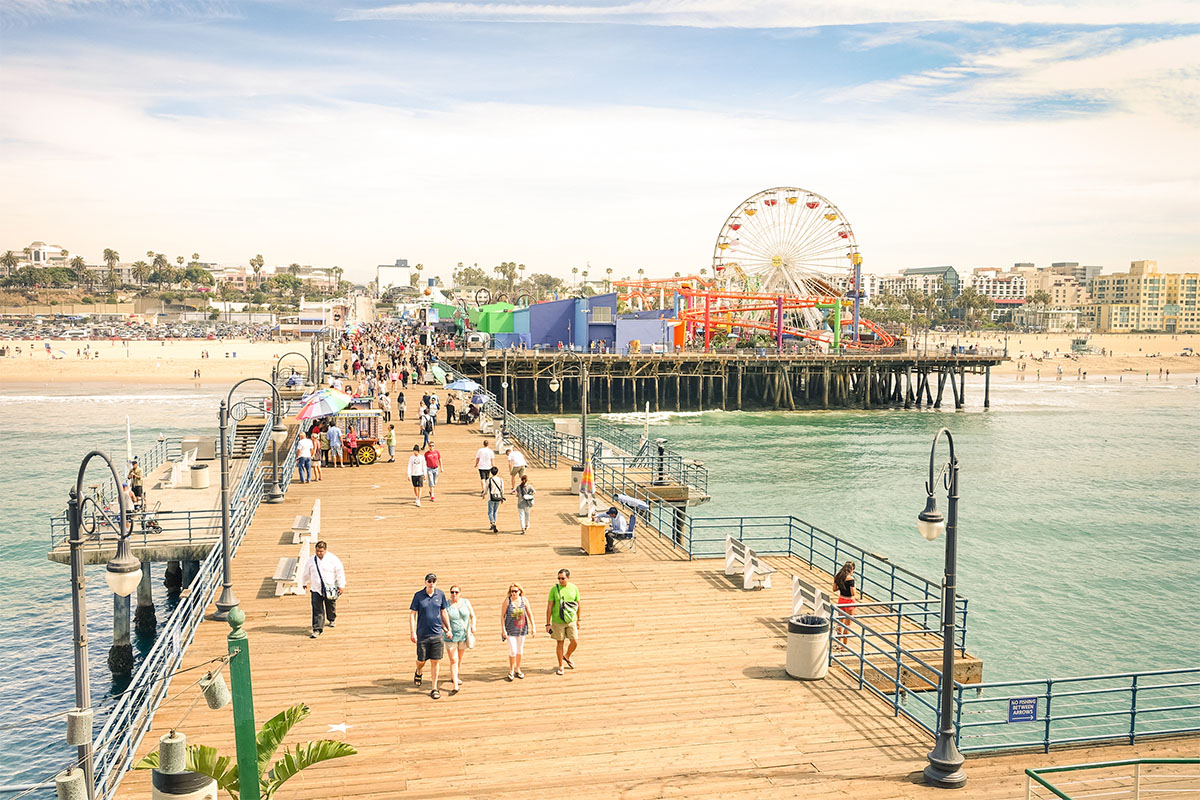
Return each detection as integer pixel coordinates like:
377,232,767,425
274,537,310,596
290,498,321,544
792,574,832,618
724,535,777,590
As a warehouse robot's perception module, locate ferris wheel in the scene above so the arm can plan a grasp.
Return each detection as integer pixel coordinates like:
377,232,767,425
712,187,860,307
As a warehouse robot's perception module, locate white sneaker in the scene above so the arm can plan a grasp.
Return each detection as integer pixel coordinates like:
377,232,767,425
415,499,421,507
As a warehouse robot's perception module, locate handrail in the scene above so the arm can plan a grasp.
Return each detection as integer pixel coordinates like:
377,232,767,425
1025,759,1200,799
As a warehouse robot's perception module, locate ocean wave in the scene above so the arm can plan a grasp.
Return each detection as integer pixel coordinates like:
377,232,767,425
600,410,709,424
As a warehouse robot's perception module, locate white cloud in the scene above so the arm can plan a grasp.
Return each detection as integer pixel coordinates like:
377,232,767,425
344,0,1200,27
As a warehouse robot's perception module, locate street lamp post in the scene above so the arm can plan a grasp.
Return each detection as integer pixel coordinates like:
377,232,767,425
68,451,142,799
215,379,288,621
916,427,966,789
547,353,589,464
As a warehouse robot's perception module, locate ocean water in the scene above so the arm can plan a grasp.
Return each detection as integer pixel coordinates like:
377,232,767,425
0,386,221,790
2,378,1198,786
604,375,1200,682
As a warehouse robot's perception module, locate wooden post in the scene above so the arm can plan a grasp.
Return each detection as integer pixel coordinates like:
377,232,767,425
935,368,946,408
863,365,872,409
736,363,743,409
949,366,962,408
675,373,681,412
654,375,661,411
822,365,830,409
984,366,991,409
905,369,913,409
607,375,612,412
958,367,966,409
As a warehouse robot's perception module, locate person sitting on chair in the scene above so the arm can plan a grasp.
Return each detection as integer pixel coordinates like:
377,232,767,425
603,506,628,553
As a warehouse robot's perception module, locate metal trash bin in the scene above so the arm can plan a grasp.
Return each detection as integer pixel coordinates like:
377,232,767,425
190,464,210,490
786,614,830,680
570,465,584,493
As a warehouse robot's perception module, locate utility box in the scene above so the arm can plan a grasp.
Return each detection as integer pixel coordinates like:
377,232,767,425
570,465,584,493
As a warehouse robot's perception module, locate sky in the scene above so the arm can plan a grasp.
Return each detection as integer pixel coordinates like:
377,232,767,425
1,0,1199,284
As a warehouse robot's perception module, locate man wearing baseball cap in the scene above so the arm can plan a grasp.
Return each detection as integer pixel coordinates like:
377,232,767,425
409,573,452,699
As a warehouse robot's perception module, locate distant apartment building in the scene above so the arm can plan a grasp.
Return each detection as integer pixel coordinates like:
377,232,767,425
873,266,959,300
1046,262,1102,290
1013,306,1081,332
1,241,70,277
1084,260,1200,332
828,272,875,303
970,267,1027,300
207,266,252,290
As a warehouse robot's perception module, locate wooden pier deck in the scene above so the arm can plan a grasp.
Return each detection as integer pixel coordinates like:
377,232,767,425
116,418,1191,799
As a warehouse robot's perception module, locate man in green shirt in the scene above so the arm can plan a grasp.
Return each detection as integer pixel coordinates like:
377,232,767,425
545,568,581,675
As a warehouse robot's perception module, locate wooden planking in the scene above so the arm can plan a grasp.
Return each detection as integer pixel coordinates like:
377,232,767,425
115,414,1195,799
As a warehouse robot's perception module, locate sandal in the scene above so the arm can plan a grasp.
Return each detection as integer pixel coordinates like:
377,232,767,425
564,658,575,669
505,673,514,682
430,689,441,699
414,672,422,687
515,671,524,679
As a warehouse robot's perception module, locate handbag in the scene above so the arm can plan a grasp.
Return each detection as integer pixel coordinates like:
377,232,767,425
315,557,339,600
466,629,476,649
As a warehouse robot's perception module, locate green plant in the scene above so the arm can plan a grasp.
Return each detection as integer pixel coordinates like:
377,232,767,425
134,704,355,799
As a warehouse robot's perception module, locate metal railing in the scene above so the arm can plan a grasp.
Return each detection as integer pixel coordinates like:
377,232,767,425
90,420,272,800
957,668,1200,754
49,509,224,551
1026,759,1200,799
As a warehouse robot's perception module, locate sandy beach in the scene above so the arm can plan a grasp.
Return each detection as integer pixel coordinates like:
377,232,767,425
1,333,1198,387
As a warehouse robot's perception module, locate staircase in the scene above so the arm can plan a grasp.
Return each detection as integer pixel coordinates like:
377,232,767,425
231,419,267,460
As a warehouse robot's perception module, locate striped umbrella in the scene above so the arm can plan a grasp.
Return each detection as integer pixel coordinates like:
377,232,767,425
580,456,594,495
296,388,353,420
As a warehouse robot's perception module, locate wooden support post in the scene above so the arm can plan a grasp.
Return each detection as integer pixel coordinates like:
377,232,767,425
736,364,743,409
863,365,872,409
949,367,962,408
924,370,934,405
984,366,991,409
675,373,681,412
935,368,946,408
958,367,966,409
631,376,638,412
655,376,661,411
606,375,612,412
905,369,914,408
533,375,539,413
823,366,830,409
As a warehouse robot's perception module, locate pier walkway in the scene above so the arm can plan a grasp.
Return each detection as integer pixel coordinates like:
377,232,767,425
116,420,1191,799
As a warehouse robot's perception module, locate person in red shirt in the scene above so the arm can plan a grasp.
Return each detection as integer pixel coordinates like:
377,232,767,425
424,443,442,501
346,427,359,468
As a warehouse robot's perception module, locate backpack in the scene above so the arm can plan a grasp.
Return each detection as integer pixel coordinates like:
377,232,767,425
422,416,432,433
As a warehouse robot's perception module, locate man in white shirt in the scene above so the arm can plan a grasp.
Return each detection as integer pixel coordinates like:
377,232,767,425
474,439,495,492
301,540,346,638
407,444,427,507
296,435,314,483
505,446,528,493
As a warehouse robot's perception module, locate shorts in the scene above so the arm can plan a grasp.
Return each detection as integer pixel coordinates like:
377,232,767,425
550,621,578,641
510,466,526,478
506,634,526,657
131,485,144,498
478,468,491,480
411,475,424,487
416,637,444,662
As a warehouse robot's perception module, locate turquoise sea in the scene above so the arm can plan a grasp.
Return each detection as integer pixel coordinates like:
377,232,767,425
2,376,1198,787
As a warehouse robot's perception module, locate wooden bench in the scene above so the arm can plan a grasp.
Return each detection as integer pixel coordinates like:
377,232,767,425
792,574,832,618
724,535,777,590
290,498,321,544
274,537,310,596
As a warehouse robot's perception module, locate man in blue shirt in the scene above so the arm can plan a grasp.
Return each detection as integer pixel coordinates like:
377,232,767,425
326,422,343,468
410,573,452,699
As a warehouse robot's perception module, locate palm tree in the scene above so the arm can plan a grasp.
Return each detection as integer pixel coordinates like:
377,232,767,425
152,253,169,288
1027,289,1052,307
332,266,343,294
288,263,301,279
131,260,150,288
250,254,265,287
636,267,645,285
0,250,18,279
518,263,526,288
571,266,579,291
176,255,185,268
605,266,612,292
415,263,424,288
135,704,355,800
102,248,120,291
68,255,86,288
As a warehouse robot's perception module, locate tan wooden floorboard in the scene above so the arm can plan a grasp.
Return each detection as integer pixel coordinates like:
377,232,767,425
116,417,1196,799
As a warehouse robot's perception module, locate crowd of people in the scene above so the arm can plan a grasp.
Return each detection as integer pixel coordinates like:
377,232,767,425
293,322,577,699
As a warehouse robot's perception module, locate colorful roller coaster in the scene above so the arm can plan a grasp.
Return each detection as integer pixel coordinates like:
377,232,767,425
613,277,892,351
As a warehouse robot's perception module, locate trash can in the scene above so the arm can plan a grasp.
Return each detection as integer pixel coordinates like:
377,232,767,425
190,464,210,490
786,614,830,680
570,465,584,493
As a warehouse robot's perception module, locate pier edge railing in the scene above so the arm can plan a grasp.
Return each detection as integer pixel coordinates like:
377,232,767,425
444,356,1200,756
1025,758,1200,799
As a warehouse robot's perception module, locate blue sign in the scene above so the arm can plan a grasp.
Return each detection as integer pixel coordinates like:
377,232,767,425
1008,697,1038,723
